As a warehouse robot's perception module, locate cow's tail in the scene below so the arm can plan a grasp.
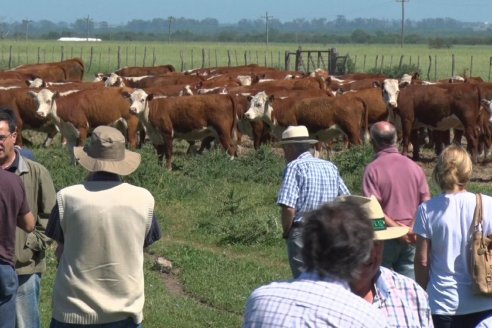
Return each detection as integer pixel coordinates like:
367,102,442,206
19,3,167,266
360,99,370,144
226,94,238,156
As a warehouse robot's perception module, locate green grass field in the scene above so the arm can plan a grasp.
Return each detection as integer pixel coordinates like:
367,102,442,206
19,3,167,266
25,132,492,327
6,40,492,326
1,41,492,81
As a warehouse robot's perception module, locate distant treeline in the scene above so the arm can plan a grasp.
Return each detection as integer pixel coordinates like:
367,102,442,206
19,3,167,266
2,16,492,46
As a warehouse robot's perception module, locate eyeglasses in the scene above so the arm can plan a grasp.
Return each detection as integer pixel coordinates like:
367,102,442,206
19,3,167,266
0,133,12,142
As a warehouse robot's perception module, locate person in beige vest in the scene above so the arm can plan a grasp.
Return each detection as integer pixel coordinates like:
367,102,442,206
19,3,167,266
46,126,161,327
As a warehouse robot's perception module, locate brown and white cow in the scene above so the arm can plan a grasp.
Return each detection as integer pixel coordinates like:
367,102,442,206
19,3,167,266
124,89,237,170
243,91,369,156
30,87,140,163
382,79,481,162
114,64,175,76
0,87,58,147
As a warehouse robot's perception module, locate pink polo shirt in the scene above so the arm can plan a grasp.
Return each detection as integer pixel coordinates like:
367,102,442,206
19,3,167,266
362,147,430,227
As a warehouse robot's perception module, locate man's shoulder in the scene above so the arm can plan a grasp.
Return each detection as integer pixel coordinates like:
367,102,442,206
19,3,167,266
379,266,427,295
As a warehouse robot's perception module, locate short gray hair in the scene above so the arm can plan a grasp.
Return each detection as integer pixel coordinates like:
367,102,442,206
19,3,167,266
370,122,397,149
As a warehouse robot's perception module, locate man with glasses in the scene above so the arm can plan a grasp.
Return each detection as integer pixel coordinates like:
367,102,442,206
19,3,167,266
0,108,56,328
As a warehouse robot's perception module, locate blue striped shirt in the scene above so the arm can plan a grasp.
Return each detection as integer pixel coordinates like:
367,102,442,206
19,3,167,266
277,152,349,222
243,272,387,327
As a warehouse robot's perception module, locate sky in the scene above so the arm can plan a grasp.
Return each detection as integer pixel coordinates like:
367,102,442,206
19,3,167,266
3,0,491,25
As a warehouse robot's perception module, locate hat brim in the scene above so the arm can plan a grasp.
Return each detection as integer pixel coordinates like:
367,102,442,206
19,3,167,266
374,226,409,240
73,146,141,176
278,138,318,145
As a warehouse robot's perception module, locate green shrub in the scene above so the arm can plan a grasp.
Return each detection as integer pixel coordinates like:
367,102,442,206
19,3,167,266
332,145,374,194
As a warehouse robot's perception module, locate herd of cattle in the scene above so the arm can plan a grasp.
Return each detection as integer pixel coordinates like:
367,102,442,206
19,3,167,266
2,57,492,170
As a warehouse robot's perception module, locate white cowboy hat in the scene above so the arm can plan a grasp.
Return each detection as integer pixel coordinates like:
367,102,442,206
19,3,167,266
336,195,409,240
278,125,318,145
73,126,141,176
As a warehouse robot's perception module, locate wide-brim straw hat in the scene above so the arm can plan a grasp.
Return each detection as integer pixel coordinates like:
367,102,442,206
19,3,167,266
336,195,408,240
278,125,318,145
73,125,141,176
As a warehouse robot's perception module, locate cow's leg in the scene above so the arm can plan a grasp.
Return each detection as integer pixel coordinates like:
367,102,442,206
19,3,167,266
409,129,421,161
163,138,174,170
464,126,479,164
154,144,165,165
126,116,139,150
43,124,59,148
217,133,236,158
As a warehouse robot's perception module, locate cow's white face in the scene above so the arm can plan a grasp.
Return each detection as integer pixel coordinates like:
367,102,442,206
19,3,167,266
237,75,252,86
382,79,400,109
104,73,122,87
129,89,149,115
244,91,273,121
27,78,44,88
481,99,492,123
29,89,57,118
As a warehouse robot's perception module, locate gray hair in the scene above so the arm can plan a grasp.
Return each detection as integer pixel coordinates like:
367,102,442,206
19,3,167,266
302,200,374,281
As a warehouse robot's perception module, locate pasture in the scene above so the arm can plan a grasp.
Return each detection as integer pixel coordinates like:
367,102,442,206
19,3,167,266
28,134,492,327
2,41,492,81
5,40,492,326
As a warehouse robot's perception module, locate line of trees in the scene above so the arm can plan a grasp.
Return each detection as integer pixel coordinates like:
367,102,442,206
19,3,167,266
2,16,492,46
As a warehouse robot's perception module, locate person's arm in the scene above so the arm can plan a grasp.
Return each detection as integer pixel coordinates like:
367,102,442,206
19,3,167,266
280,205,296,239
17,211,35,233
415,235,431,289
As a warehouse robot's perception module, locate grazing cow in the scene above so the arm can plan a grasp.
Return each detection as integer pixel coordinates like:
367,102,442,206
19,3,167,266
105,73,203,89
243,91,369,154
124,90,237,170
29,87,140,163
114,65,176,76
381,80,481,162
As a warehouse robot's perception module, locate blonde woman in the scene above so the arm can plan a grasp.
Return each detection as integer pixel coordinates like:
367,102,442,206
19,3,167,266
414,145,492,328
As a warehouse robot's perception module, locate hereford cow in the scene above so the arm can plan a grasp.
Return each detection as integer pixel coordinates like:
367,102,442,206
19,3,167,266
382,79,481,162
12,58,84,82
114,65,175,76
124,90,237,170
29,87,140,163
0,87,58,147
243,91,369,155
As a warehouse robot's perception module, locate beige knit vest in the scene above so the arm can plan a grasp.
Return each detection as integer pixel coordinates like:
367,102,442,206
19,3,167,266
52,181,154,325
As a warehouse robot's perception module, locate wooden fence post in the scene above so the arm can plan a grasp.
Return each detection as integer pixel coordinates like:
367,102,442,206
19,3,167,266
191,49,194,68
244,51,247,65
427,55,432,81
295,47,302,71
489,57,492,82
380,55,385,72
208,49,211,67
201,48,205,68
143,46,147,66
215,49,218,67
37,47,40,64
374,55,378,71
227,50,231,67
61,46,64,61
398,55,404,70
8,45,12,69
107,47,111,72
98,52,102,73
363,54,367,72
153,48,156,66
87,46,93,73
434,55,438,81
126,47,129,67
134,46,137,67
451,54,455,77
285,51,290,71
234,50,238,66
117,46,121,69
329,48,337,74
180,51,184,72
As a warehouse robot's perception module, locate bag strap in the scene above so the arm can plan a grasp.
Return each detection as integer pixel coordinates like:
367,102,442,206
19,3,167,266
474,193,483,226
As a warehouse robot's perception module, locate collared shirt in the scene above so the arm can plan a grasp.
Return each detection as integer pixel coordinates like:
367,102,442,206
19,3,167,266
277,152,349,223
46,172,161,248
373,267,433,328
243,271,387,328
363,147,430,226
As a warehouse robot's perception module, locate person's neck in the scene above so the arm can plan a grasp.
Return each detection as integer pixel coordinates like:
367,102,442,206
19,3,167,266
0,153,16,170
351,280,376,303
445,185,466,194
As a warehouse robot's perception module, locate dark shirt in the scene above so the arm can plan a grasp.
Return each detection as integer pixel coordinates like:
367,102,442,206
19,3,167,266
46,172,161,248
0,170,30,267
